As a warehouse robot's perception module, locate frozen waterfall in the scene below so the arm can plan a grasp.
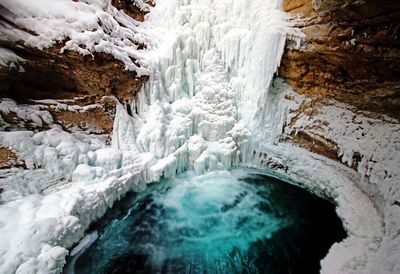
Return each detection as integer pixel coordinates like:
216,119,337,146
112,0,293,176
0,1,389,274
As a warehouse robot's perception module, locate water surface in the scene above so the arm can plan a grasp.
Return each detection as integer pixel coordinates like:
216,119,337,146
65,170,346,274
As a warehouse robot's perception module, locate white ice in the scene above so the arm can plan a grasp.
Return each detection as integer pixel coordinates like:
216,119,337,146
0,0,398,273
0,48,25,72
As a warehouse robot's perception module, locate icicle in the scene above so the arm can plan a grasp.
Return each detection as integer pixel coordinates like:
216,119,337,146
112,0,291,175
111,103,138,151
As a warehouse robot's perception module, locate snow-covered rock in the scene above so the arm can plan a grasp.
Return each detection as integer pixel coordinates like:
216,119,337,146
0,0,398,274
1,0,152,74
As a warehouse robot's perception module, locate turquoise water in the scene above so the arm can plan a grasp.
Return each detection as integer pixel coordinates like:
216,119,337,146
64,170,346,274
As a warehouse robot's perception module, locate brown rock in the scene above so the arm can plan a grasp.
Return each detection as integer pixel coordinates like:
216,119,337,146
283,0,309,12
283,0,315,17
49,96,116,134
0,0,150,137
0,147,25,169
0,96,117,134
280,0,400,120
0,0,150,104
0,43,148,104
288,130,340,162
111,0,153,22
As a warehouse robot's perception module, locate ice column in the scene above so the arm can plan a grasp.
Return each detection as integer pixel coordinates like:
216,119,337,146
113,0,290,171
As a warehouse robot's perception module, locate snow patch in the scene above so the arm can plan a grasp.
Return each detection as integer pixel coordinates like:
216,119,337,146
1,0,152,74
0,48,25,72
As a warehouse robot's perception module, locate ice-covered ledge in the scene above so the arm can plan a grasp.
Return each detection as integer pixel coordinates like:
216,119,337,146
0,94,391,273
243,144,384,274
0,135,385,273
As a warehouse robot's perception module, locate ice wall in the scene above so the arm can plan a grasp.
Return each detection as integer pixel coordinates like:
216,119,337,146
112,0,294,176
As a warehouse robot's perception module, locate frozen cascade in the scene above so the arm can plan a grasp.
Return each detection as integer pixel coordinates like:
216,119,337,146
0,1,389,273
108,2,388,273
112,0,294,176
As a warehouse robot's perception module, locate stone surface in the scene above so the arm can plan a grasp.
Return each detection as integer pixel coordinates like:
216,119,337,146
0,1,149,135
111,0,154,22
48,96,117,135
0,147,25,169
280,0,400,120
0,43,147,103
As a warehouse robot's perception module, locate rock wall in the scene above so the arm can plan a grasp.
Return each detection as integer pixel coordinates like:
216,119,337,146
0,1,150,136
0,44,147,103
280,2,400,271
280,0,400,167
280,0,400,120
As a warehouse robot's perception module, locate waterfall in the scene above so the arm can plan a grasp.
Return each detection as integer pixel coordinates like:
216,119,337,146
113,0,293,175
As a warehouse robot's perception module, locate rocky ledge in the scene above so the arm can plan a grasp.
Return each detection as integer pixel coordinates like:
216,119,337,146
280,0,400,178
0,0,150,138
280,0,400,120
279,1,400,272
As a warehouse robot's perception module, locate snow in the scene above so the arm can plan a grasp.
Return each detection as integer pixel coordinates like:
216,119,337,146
241,140,384,273
0,126,107,202
69,231,98,257
283,98,400,274
0,99,54,130
0,0,152,74
0,47,25,72
0,144,159,273
0,0,398,273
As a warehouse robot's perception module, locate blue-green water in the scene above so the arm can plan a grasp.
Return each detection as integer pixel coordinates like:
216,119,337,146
64,170,346,274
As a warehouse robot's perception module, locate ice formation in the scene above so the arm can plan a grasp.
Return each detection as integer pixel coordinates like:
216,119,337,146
0,0,152,74
284,100,400,273
0,0,399,273
113,0,296,174
0,48,24,71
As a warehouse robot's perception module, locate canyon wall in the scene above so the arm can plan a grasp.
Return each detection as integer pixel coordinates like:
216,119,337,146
0,1,149,137
280,0,400,167
279,1,400,272
0,1,398,273
280,0,400,119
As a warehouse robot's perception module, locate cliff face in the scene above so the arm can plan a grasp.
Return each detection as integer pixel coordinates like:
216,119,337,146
0,1,149,136
0,1,398,273
280,0,400,168
280,0,400,120
0,44,147,103
280,3,400,271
